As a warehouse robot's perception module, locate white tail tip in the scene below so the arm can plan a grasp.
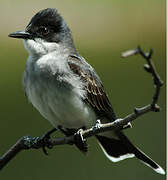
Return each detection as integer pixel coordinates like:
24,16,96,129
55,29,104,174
154,166,166,175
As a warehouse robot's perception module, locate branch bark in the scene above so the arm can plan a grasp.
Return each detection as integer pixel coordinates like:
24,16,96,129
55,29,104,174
0,46,163,171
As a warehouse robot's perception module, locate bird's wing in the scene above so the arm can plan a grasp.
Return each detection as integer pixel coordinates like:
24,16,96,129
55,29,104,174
68,55,116,120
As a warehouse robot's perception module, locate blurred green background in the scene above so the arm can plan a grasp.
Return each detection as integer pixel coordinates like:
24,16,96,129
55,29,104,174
0,0,165,180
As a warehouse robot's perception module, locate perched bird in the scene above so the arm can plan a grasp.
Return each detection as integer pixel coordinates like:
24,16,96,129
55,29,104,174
9,8,165,174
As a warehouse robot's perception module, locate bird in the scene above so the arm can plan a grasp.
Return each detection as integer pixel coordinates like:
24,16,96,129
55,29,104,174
8,8,165,175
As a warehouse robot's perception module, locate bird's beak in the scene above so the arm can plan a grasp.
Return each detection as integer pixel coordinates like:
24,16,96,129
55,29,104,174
8,31,32,39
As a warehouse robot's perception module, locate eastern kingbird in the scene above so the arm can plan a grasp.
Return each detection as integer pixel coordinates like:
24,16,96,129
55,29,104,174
9,8,165,174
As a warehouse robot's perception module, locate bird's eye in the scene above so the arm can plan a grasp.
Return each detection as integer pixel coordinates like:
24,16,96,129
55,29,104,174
38,26,49,36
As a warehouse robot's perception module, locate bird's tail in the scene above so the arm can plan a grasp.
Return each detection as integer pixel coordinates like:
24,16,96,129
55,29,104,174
96,131,165,175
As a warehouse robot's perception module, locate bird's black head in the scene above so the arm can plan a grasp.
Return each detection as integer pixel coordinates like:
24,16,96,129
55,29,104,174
9,8,72,43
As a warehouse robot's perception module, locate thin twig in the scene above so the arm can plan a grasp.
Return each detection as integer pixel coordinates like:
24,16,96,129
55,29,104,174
0,46,163,171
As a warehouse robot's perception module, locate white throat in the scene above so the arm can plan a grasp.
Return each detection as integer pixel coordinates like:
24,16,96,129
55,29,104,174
23,38,60,56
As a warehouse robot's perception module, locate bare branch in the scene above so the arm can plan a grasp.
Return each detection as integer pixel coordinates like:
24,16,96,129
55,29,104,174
0,46,163,171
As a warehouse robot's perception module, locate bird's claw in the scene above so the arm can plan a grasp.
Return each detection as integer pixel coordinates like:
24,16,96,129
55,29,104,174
92,119,102,131
38,128,57,155
122,122,132,130
74,129,88,154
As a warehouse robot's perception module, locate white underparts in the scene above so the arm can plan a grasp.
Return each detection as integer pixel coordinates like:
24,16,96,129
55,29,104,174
23,38,96,129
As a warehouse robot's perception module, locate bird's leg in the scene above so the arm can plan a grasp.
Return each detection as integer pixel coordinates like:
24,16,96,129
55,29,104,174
74,129,88,154
37,128,57,155
57,125,71,136
58,126,88,153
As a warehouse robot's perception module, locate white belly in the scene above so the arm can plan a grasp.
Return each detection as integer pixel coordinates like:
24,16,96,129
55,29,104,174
24,72,96,129
23,50,97,129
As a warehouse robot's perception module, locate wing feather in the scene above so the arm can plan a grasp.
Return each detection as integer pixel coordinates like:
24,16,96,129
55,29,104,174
68,55,116,120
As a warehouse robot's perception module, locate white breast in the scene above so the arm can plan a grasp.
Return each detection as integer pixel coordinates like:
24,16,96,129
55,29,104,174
23,50,96,129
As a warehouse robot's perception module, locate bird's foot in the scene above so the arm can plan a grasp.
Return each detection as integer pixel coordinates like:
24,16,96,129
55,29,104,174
92,119,102,131
122,122,132,130
34,128,57,155
74,129,88,154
